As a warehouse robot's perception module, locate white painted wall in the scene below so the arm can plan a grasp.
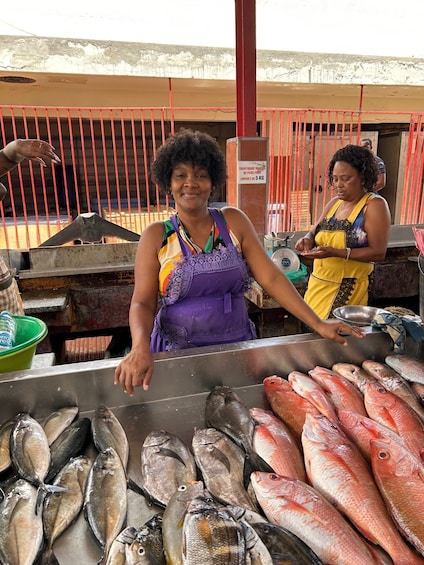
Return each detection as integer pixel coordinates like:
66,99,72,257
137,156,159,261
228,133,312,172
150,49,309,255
1,0,424,58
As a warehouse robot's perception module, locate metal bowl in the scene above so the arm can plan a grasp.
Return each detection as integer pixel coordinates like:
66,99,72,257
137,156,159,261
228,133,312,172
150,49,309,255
332,305,390,326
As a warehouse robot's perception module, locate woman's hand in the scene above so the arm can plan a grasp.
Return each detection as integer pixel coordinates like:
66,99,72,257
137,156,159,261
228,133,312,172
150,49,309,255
295,235,314,253
2,139,61,168
15,139,61,166
114,345,154,396
301,245,335,258
313,318,365,345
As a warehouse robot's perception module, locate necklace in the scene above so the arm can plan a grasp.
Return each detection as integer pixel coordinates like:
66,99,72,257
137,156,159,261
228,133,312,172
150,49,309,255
176,214,215,253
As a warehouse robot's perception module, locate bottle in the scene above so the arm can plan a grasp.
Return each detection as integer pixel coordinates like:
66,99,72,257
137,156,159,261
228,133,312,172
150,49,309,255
0,310,17,351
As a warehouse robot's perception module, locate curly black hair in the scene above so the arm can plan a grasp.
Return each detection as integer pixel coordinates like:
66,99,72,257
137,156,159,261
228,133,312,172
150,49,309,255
327,144,378,191
151,128,227,193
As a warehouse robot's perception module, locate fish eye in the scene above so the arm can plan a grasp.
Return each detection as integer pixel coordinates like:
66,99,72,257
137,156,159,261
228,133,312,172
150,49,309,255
377,386,386,394
270,473,279,480
378,450,388,460
137,546,146,556
178,484,187,491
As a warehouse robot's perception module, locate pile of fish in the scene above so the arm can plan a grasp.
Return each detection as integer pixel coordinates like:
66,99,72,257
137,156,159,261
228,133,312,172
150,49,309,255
0,353,424,564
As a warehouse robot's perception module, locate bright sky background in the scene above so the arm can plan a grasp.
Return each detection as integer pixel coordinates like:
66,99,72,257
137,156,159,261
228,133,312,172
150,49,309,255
1,0,424,58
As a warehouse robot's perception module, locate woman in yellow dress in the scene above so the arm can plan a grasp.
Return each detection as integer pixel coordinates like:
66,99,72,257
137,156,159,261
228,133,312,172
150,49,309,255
295,144,391,319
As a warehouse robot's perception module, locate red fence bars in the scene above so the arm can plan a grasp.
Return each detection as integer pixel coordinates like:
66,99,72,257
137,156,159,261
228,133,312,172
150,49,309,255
0,105,423,249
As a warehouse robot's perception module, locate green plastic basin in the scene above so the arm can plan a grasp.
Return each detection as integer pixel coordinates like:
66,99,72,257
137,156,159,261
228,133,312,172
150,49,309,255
0,315,48,373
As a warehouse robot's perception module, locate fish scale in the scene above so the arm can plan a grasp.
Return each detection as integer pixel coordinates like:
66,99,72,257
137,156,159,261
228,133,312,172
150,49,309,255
182,497,245,565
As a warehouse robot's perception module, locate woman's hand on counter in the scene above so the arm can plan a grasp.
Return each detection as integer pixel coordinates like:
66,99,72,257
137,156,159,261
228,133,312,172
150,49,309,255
300,245,337,258
114,345,154,396
312,318,365,345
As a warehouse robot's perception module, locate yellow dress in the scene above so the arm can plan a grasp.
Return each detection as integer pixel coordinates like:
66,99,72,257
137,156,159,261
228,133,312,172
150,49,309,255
304,193,378,319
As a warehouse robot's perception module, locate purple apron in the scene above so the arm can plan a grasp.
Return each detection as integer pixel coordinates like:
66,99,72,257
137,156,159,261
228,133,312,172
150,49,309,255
150,209,256,351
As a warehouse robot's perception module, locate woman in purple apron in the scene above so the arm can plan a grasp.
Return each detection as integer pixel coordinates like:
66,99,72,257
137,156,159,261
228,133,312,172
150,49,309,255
115,129,364,396
150,209,257,351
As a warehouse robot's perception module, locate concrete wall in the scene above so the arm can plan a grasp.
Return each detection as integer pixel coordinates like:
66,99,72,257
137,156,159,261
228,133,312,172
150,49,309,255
1,36,424,113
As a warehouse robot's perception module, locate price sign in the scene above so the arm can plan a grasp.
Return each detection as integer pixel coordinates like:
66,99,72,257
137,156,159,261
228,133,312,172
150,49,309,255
237,161,267,184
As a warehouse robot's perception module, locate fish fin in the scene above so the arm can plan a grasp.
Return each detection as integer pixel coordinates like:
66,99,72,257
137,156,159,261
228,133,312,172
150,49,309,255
243,452,274,489
247,450,274,474
208,445,232,472
127,476,145,495
157,447,188,466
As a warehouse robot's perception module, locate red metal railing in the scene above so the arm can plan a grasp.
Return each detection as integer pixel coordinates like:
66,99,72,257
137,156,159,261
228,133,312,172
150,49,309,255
0,105,423,249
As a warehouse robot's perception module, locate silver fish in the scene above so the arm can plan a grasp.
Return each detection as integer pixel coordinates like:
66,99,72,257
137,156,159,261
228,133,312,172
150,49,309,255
192,427,259,512
332,362,376,394
125,540,160,565
385,354,424,385
0,416,16,473
10,413,54,504
163,481,206,565
106,526,138,565
84,447,128,564
92,404,129,469
40,406,79,445
182,494,246,565
135,513,164,564
92,404,144,495
107,514,164,565
46,417,91,482
205,385,273,474
42,455,92,558
140,430,197,508
0,478,44,565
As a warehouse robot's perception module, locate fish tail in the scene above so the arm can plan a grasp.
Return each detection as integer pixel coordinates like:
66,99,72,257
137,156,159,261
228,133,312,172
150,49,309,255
39,548,60,565
36,483,67,514
36,485,48,515
45,484,68,493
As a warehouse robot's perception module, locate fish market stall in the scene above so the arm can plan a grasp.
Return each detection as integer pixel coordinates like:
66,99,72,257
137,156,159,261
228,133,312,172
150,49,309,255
247,225,423,331
0,329,402,564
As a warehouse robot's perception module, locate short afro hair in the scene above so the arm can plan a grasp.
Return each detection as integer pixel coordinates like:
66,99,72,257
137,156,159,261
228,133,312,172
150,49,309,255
327,144,378,191
151,128,227,192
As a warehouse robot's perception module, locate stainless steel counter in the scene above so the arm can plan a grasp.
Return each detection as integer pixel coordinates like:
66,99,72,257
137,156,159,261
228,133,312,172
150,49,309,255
0,330,395,564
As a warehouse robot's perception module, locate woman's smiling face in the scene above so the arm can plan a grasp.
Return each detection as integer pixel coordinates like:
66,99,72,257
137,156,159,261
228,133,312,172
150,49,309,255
170,162,212,209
